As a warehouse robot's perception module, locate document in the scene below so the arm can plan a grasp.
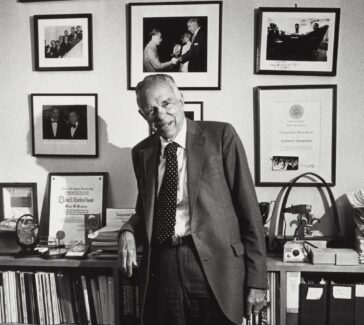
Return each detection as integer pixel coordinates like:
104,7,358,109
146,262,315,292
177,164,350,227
2,187,34,219
49,175,105,245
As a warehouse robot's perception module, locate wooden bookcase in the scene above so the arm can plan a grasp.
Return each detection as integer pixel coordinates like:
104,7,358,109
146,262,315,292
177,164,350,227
0,256,121,325
267,255,364,325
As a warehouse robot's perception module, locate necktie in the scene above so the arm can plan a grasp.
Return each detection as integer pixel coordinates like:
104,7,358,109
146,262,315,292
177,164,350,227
153,142,179,244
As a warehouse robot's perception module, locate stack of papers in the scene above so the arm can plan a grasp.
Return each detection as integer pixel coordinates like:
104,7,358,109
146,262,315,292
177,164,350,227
346,189,364,208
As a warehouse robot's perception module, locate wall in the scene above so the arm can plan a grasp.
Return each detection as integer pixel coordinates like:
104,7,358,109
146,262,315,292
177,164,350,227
1,0,364,238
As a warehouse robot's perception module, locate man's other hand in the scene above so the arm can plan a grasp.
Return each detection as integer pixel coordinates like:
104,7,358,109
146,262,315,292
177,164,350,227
245,287,266,321
118,231,137,277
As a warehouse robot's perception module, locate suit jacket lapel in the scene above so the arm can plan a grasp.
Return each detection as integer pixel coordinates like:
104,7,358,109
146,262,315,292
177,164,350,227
186,119,205,221
142,135,160,244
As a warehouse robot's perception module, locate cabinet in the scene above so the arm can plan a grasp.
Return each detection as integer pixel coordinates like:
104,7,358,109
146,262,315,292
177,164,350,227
267,255,364,325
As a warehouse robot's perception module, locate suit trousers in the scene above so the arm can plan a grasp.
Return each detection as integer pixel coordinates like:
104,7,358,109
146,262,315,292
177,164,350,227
144,236,235,325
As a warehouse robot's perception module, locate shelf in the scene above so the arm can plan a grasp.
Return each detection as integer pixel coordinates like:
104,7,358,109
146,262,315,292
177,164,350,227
267,255,364,273
0,255,119,269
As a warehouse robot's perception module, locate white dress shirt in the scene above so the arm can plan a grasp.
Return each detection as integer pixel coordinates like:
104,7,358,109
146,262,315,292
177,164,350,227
70,122,79,138
157,118,190,237
51,119,58,137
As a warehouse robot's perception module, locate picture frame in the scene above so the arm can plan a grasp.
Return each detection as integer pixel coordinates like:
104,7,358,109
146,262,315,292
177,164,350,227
254,85,337,186
48,172,108,246
128,1,222,90
34,14,93,71
0,183,38,221
149,101,203,134
255,7,340,76
31,93,98,157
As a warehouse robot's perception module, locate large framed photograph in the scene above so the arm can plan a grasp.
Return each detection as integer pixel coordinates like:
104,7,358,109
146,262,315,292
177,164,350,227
31,94,98,157
254,85,337,186
48,173,108,246
0,183,38,221
128,1,222,90
255,8,340,76
34,14,93,71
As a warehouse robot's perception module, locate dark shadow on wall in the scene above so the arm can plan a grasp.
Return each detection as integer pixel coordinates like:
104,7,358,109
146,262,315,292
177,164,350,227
26,115,137,236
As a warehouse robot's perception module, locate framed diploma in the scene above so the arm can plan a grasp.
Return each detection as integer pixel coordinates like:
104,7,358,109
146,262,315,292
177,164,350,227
255,7,340,76
0,183,38,221
254,85,337,186
48,173,108,246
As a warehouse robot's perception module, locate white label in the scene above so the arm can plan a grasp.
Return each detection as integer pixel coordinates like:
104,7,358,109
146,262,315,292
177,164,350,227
356,285,364,297
333,286,352,299
286,271,301,311
306,287,323,300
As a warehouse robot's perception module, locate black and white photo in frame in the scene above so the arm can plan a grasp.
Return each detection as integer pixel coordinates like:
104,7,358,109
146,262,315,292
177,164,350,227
31,94,98,157
34,14,93,71
128,1,222,89
255,8,340,76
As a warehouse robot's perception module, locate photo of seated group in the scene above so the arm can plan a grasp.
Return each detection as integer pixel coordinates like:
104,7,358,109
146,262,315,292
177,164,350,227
44,25,83,58
42,105,87,140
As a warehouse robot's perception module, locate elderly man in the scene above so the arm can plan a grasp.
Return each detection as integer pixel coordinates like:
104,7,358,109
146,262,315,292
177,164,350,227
119,74,267,325
43,106,68,139
180,18,207,72
143,29,179,72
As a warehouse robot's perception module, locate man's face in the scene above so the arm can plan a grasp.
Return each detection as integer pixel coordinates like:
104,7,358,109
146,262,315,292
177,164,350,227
71,27,75,33
153,33,162,45
64,30,69,36
187,21,198,34
77,26,82,32
51,41,55,47
138,81,185,141
69,112,79,125
50,108,60,120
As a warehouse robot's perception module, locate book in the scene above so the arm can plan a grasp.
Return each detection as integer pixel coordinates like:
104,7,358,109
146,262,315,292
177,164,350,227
108,276,115,325
98,275,110,325
90,277,102,324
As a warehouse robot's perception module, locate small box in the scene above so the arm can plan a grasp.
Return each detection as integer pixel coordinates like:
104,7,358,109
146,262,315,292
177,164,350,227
309,248,336,265
333,249,359,265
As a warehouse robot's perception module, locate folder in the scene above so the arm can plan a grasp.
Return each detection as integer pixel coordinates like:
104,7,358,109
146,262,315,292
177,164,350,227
328,284,355,325
355,284,364,325
299,283,327,325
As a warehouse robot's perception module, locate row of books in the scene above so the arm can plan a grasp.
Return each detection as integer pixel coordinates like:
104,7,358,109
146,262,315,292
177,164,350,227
0,270,115,325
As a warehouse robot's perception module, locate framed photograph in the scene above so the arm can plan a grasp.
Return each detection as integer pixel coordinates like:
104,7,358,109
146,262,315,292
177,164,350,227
128,1,222,90
0,183,38,221
31,94,98,157
34,14,93,71
255,7,340,76
48,173,108,246
254,85,337,186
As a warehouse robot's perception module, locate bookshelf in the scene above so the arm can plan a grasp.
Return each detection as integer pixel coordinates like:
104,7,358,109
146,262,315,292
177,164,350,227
267,255,364,325
0,256,123,325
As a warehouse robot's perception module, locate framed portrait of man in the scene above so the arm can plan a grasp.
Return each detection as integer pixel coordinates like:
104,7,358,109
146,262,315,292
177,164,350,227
31,94,98,157
128,1,222,90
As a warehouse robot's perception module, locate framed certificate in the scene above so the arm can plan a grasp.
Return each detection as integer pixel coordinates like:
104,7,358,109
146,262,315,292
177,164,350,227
254,85,337,186
0,183,38,221
48,173,108,246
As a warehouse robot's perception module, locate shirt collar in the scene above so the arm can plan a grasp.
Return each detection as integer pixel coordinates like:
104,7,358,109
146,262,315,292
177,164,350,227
160,118,186,156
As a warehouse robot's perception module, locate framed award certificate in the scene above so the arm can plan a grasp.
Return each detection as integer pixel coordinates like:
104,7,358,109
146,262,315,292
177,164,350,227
254,85,337,186
0,183,38,221
48,173,108,246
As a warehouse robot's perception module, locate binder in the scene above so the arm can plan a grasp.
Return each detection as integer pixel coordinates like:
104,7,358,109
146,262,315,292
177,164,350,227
299,283,327,325
355,284,364,325
328,284,355,325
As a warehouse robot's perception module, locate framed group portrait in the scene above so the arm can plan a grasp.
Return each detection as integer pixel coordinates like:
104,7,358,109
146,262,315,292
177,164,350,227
255,7,340,76
34,14,93,71
31,93,98,157
0,183,38,221
254,85,337,186
128,1,222,90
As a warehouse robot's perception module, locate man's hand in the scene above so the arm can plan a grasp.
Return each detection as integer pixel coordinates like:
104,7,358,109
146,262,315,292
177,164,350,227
245,288,266,321
118,231,137,277
171,57,179,65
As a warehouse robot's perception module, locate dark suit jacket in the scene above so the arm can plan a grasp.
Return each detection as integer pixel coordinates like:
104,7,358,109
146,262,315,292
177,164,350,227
122,119,267,324
69,122,87,140
43,119,68,139
181,28,207,72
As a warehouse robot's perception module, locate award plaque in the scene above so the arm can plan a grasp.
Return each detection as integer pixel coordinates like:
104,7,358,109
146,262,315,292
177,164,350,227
48,173,108,247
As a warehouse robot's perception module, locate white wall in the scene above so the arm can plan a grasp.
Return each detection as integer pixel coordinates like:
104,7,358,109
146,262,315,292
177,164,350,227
1,0,364,238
